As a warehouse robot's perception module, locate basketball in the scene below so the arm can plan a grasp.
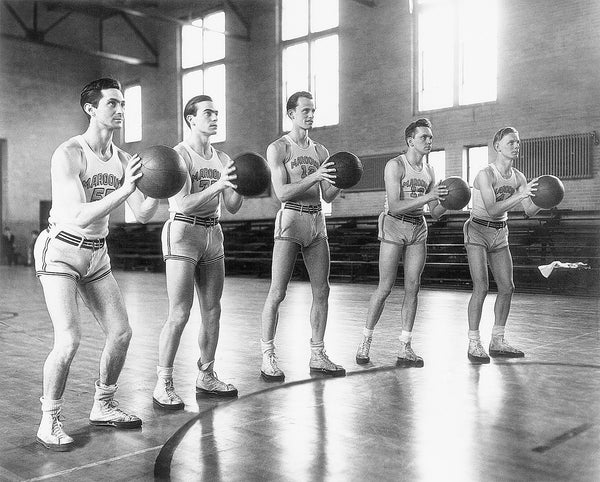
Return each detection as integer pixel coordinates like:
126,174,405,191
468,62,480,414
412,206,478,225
532,175,565,209
232,152,271,196
137,145,187,199
328,151,363,189
440,176,471,210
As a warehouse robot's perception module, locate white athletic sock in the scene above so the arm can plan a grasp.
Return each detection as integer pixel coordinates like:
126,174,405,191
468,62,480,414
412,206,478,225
468,330,481,342
156,366,174,380
492,326,505,339
363,327,374,338
399,331,412,344
40,396,63,413
261,339,275,356
199,360,214,372
310,339,325,353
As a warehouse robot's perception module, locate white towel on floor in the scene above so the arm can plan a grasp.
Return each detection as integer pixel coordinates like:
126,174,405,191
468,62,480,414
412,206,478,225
538,261,590,278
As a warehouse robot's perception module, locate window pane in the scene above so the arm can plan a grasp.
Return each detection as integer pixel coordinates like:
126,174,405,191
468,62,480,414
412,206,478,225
459,0,497,104
427,150,446,182
282,0,308,40
204,11,225,63
182,19,203,68
182,70,204,114
467,146,489,185
124,85,142,143
204,64,226,143
311,35,339,127
310,0,338,33
282,42,309,131
466,146,488,209
418,4,454,111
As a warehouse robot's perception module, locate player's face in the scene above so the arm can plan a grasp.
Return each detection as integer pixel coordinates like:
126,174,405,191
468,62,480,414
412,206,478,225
91,89,125,130
289,97,315,130
408,126,433,155
188,101,219,136
496,132,520,160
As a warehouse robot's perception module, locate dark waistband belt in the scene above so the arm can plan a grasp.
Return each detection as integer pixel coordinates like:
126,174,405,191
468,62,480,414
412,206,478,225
471,217,507,229
284,202,322,214
55,231,105,249
387,212,425,225
174,213,220,227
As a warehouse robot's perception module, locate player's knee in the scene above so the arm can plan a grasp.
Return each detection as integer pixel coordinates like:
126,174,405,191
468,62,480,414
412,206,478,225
54,332,81,358
168,304,192,325
269,287,288,305
109,325,132,348
404,278,421,296
472,283,488,298
312,284,330,304
497,282,515,297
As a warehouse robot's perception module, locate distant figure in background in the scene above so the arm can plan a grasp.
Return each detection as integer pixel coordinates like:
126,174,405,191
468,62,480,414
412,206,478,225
33,77,159,451
27,230,39,266
464,126,540,364
3,226,16,265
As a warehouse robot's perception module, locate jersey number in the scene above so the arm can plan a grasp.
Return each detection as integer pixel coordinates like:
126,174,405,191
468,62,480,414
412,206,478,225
198,179,217,191
300,165,317,179
90,187,115,201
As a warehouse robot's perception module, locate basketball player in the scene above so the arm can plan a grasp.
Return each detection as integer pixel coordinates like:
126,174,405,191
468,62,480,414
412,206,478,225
34,78,159,451
153,95,242,409
260,91,345,382
465,127,539,363
355,118,448,366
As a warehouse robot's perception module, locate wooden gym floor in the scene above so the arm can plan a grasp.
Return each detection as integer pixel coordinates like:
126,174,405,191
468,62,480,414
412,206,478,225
0,265,598,481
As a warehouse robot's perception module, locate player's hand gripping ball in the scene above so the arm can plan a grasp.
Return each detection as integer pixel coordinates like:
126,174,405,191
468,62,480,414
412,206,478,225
532,175,565,209
136,145,187,199
232,152,271,196
328,151,363,189
439,176,471,210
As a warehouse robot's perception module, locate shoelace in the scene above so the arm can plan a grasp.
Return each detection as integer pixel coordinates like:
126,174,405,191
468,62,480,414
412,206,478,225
359,337,372,354
267,353,280,368
164,382,180,401
51,413,68,438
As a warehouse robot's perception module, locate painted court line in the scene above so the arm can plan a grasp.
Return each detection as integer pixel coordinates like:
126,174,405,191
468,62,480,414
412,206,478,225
23,445,163,481
532,423,594,453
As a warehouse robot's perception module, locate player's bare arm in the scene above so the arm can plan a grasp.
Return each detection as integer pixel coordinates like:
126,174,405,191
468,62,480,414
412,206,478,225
121,151,159,223
385,158,440,216
51,141,141,229
316,144,341,203
172,147,237,215
268,139,335,203
426,166,448,220
218,151,243,214
477,168,537,217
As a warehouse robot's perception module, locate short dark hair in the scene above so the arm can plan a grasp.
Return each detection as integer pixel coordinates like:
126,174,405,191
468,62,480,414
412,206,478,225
183,95,213,127
404,118,432,146
286,91,313,114
493,126,519,147
80,78,122,117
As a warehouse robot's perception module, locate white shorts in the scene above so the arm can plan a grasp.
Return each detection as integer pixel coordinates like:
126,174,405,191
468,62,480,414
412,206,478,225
161,215,224,266
34,229,111,284
378,212,428,246
274,204,327,249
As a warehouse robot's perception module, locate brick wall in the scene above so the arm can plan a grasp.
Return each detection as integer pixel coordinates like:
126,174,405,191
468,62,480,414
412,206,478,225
1,0,598,243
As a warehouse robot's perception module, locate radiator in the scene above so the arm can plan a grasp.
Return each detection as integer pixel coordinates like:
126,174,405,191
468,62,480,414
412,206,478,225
516,132,596,180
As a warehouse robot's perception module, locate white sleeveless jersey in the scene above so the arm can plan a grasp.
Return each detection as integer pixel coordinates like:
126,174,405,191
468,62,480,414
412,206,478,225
471,163,519,222
168,142,223,218
282,134,322,205
48,135,123,239
384,154,433,216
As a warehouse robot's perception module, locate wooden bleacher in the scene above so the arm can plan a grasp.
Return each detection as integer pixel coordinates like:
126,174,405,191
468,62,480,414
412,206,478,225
107,210,600,296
